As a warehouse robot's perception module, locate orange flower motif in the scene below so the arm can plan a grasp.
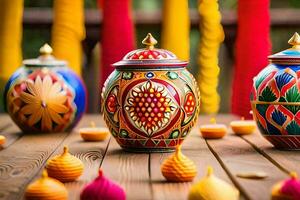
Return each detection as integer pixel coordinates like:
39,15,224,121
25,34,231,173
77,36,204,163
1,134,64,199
20,75,69,131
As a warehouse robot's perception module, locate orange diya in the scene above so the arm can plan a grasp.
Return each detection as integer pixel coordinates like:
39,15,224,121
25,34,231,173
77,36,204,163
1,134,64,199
230,117,256,135
79,121,109,141
161,145,197,182
200,118,227,139
0,135,6,145
25,170,68,200
46,146,84,182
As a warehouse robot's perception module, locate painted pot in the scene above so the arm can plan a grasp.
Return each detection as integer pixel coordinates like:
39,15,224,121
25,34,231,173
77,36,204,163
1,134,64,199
101,33,200,152
251,32,300,149
4,44,86,133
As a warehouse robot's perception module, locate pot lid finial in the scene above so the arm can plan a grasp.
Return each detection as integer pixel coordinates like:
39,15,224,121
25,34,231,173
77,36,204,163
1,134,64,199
288,32,300,50
23,43,66,67
268,32,300,65
39,43,53,56
142,33,157,50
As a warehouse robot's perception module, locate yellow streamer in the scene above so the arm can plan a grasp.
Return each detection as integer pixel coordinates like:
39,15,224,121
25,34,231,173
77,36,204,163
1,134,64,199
161,0,190,61
198,0,224,113
0,0,23,82
52,0,85,75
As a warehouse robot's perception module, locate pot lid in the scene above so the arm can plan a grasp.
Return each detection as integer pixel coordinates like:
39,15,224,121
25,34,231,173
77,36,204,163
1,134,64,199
269,32,300,65
113,33,188,68
23,44,67,67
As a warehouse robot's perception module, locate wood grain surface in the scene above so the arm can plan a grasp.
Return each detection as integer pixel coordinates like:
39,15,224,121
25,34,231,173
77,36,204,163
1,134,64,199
0,116,21,149
0,114,299,200
150,122,236,200
202,116,288,200
0,131,69,199
101,138,152,200
242,132,300,175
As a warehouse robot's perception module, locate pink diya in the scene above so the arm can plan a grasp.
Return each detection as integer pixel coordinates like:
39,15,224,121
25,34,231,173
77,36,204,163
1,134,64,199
80,169,126,200
271,172,300,200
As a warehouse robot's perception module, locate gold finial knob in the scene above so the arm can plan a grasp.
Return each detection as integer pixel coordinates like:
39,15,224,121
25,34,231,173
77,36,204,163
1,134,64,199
288,32,300,49
142,33,157,50
39,43,53,55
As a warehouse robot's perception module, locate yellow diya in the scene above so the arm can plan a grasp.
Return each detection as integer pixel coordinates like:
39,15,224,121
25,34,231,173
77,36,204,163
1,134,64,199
46,146,84,182
200,118,227,139
188,166,239,200
79,121,109,141
0,135,6,145
25,170,68,200
161,145,197,182
230,117,256,135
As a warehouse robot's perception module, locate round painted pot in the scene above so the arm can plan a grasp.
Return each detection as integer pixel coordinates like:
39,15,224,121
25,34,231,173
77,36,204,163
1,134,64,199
4,44,86,133
101,33,200,152
251,32,300,149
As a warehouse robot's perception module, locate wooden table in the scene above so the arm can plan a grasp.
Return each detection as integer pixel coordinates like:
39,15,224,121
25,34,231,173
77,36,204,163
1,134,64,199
0,114,299,200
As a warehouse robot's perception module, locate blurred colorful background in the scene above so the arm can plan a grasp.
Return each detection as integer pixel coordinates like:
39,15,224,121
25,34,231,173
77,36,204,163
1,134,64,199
1,0,300,114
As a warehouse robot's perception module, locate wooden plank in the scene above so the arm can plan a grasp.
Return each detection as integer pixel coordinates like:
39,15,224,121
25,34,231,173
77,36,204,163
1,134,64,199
45,115,111,200
242,131,300,175
101,138,152,200
150,120,237,200
0,127,69,199
205,115,288,200
0,115,22,150
0,115,12,129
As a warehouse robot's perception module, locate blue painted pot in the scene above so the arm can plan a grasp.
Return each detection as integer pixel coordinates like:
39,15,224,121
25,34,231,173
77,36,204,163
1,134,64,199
4,44,87,133
251,33,300,149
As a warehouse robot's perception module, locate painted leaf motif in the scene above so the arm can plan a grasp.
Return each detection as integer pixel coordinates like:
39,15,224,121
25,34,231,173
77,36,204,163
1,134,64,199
271,110,286,126
279,96,287,102
284,105,300,115
275,72,293,90
267,122,281,135
257,121,269,135
255,67,273,89
259,86,277,102
256,104,268,116
284,86,300,114
285,86,300,102
286,121,300,135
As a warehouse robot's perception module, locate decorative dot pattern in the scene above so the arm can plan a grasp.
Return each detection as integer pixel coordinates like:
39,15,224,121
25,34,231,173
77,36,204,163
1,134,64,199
125,81,177,135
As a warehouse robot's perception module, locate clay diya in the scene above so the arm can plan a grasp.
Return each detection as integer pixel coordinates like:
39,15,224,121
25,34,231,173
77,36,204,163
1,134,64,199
80,169,126,200
79,121,109,141
271,172,300,199
101,33,200,152
200,118,227,139
161,145,197,182
25,170,68,200
230,117,256,135
46,146,84,182
251,32,300,149
0,135,6,145
4,44,86,133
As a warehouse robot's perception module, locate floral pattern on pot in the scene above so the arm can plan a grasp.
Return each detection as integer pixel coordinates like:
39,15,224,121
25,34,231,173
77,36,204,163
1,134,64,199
4,44,87,133
5,69,84,133
102,69,200,152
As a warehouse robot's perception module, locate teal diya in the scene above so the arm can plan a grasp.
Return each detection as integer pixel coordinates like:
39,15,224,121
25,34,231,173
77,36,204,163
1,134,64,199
101,33,200,152
4,44,87,133
251,32,300,149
